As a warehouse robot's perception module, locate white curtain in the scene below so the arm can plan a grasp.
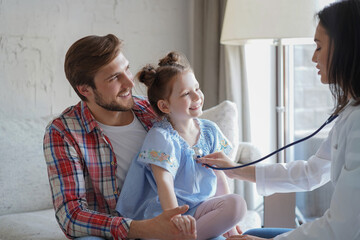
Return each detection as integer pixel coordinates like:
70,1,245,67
221,45,251,142
191,0,225,109
222,45,257,209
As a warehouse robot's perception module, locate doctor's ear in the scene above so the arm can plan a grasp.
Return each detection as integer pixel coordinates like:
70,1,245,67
157,100,171,114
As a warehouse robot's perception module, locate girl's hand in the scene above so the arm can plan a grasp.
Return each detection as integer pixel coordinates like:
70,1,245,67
197,152,239,178
171,214,197,238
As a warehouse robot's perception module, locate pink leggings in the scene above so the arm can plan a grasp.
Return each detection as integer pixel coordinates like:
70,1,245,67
194,194,247,240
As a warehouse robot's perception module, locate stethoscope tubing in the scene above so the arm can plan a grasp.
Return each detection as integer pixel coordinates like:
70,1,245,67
205,114,339,170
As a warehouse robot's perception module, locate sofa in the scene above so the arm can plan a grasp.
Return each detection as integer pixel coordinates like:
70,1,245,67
0,100,261,240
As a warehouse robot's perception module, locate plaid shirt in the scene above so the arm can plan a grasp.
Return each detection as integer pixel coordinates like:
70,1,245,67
43,96,157,239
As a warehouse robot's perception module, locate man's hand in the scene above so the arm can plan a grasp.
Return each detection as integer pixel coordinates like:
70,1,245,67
127,205,197,240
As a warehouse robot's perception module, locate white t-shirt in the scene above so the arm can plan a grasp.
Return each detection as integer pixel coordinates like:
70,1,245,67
97,112,147,189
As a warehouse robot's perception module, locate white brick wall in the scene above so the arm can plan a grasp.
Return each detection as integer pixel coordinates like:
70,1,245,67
0,0,191,119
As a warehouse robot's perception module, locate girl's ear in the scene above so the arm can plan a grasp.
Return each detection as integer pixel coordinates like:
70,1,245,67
157,100,171,114
76,85,92,99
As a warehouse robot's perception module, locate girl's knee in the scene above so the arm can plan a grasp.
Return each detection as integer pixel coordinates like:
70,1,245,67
224,194,247,222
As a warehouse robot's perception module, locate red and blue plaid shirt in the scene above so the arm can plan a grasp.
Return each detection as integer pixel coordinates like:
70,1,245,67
43,96,157,239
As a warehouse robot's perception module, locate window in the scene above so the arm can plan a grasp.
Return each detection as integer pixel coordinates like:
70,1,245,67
290,44,334,223
245,43,335,226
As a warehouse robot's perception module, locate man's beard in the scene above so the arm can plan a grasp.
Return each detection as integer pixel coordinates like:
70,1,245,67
93,88,134,111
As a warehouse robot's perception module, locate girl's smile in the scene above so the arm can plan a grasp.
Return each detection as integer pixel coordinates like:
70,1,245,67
166,71,204,122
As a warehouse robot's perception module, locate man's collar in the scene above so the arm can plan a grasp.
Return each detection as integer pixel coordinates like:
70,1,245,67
79,97,149,133
80,101,98,133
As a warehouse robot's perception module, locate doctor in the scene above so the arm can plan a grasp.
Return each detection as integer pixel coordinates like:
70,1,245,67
198,0,360,239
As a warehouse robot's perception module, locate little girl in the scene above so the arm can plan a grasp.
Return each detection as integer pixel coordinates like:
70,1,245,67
117,52,247,239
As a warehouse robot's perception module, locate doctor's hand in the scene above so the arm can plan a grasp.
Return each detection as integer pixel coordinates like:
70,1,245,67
197,152,239,179
198,152,256,183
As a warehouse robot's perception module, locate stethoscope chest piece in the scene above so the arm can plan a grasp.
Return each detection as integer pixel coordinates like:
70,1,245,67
192,147,203,160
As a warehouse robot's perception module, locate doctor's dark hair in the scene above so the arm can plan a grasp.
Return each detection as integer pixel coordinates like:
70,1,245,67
64,34,123,101
317,0,360,114
137,52,192,117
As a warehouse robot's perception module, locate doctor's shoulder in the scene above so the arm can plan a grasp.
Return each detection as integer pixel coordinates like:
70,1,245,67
342,104,360,129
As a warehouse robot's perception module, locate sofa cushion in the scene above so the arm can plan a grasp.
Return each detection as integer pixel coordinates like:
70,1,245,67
0,209,66,240
201,100,239,161
0,115,53,216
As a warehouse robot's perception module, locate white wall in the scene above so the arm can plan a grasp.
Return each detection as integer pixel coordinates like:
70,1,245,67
0,0,191,119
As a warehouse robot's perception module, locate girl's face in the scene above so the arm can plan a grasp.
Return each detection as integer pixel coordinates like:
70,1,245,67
165,71,204,122
312,23,331,84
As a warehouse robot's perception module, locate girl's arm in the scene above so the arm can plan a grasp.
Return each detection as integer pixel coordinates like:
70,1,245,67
151,164,197,237
151,164,178,210
214,170,231,196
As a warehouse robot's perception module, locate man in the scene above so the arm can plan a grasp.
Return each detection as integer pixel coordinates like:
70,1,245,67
43,34,196,240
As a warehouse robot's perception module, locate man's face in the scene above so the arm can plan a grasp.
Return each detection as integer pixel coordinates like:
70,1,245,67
91,52,135,111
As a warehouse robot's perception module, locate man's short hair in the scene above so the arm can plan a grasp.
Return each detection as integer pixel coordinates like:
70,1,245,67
64,34,123,101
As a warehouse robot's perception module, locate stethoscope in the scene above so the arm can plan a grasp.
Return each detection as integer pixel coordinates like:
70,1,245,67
194,114,339,170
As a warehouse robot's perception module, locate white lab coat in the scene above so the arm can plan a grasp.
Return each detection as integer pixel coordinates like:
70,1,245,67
256,99,360,240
